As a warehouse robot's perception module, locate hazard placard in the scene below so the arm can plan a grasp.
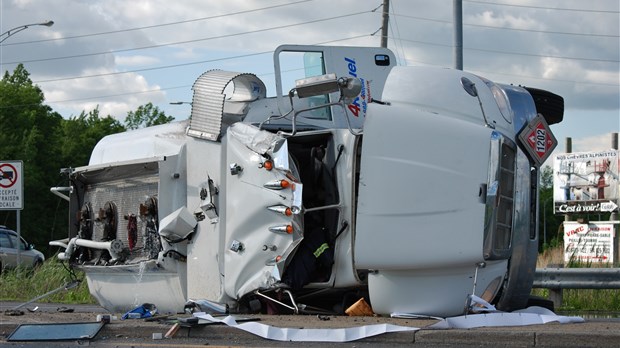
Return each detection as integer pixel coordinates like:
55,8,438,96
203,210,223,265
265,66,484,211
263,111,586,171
0,161,23,210
517,115,557,166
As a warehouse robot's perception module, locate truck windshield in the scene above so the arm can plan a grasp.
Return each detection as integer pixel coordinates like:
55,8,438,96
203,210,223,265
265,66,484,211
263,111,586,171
277,50,332,121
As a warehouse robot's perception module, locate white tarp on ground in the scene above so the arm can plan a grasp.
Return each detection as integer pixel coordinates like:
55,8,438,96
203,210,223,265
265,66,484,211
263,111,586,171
428,306,584,329
192,313,418,342
193,307,583,342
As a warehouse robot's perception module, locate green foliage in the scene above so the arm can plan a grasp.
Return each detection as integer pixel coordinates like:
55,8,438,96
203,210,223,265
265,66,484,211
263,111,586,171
124,102,174,130
539,186,564,251
0,258,95,304
0,65,177,259
0,65,127,257
0,64,65,254
60,106,126,167
0,65,182,311
540,165,553,189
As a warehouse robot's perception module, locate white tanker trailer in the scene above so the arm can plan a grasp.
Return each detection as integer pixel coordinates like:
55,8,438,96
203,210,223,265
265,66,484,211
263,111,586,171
50,44,562,317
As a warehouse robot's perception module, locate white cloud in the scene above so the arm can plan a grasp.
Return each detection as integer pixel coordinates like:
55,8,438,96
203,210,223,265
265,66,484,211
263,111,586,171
115,55,160,66
41,66,165,119
0,0,617,145
473,10,544,31
574,133,618,152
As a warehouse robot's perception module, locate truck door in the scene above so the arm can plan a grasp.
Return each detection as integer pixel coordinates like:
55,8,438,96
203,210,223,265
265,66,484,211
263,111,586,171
222,124,303,299
273,45,396,130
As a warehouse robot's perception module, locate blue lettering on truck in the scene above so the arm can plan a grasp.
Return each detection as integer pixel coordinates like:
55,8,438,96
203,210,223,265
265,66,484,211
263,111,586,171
345,57,357,77
344,57,367,117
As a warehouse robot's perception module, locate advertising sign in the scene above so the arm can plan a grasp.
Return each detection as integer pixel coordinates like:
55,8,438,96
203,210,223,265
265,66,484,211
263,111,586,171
563,221,615,264
0,161,23,210
553,150,619,214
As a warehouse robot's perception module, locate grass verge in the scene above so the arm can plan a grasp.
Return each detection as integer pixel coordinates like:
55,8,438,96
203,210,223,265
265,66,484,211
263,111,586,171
533,245,620,311
0,257,96,304
3,247,619,311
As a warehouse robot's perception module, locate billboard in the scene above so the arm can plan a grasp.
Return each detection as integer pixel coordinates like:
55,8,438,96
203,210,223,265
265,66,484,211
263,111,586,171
563,221,615,264
553,150,619,214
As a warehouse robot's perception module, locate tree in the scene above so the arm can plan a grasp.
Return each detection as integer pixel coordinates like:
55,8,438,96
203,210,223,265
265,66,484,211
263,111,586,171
0,65,128,256
124,102,174,130
540,165,553,189
60,106,126,167
0,64,65,253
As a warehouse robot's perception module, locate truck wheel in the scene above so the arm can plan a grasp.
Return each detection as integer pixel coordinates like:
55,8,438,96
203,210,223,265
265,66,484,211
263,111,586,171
34,259,43,268
527,295,554,312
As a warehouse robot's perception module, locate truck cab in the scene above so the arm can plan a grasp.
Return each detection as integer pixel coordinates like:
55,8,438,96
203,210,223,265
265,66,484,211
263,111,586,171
51,44,562,317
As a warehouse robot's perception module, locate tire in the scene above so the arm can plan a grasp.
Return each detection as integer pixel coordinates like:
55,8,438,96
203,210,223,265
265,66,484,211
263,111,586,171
524,87,564,125
33,259,43,268
527,295,555,312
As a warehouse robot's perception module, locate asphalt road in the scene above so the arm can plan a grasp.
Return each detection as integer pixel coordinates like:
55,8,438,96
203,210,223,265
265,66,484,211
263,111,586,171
2,302,620,347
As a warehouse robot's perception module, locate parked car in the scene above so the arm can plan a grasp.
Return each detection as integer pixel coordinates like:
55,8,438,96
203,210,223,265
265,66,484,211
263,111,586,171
0,226,45,271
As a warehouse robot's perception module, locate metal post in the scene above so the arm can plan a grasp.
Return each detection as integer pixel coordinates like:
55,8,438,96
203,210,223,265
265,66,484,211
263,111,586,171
16,210,21,266
453,0,463,70
612,133,619,266
550,137,572,307
564,137,572,226
380,0,390,48
543,198,549,247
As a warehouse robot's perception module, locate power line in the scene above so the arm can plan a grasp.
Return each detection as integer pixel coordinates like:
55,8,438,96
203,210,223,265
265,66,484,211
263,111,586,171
464,22,619,38
35,34,372,105
391,13,619,38
4,2,615,109
4,10,374,65
470,68,620,87
45,85,191,104
40,38,617,107
2,0,313,46
33,32,373,85
394,36,619,64
466,46,618,64
463,0,619,14
387,0,408,66
34,51,272,83
402,56,618,87
32,31,617,86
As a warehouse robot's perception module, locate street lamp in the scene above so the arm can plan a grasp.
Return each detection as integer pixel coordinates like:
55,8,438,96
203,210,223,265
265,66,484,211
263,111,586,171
170,101,192,105
0,20,54,43
0,19,54,266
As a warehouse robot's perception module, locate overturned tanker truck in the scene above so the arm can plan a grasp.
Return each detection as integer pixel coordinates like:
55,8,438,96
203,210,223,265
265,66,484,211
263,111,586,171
50,44,563,317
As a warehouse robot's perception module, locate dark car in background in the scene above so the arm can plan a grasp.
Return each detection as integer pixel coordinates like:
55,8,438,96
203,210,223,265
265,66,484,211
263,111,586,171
0,226,45,271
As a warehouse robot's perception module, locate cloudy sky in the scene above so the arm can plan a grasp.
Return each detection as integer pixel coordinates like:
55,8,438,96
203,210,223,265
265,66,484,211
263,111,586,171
1,0,618,159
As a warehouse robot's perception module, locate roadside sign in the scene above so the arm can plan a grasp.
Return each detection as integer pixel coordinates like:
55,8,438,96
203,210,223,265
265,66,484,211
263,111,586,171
564,221,615,264
0,161,23,210
553,150,619,214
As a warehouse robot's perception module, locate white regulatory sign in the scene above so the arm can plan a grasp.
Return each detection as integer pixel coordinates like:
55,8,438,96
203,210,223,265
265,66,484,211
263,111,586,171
0,161,24,210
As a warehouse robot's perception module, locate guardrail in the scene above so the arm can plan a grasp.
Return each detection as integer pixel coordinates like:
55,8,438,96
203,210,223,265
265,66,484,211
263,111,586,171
533,268,620,308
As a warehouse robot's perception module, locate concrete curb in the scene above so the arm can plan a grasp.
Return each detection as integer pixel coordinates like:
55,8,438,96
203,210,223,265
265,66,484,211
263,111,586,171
2,308,620,347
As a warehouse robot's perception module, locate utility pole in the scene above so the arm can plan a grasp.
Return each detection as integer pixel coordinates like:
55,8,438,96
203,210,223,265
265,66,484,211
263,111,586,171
453,0,463,70
612,133,619,266
381,0,390,48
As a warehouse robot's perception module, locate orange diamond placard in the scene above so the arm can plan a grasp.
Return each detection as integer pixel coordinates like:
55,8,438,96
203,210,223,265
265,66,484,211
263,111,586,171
517,115,557,166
